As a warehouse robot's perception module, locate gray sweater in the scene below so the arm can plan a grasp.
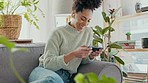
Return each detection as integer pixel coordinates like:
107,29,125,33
39,24,93,74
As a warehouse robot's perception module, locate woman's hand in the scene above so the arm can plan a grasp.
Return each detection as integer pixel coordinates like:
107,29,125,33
64,45,91,64
89,50,102,60
73,45,92,58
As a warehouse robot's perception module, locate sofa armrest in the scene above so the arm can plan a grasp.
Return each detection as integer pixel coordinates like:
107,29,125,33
77,61,123,83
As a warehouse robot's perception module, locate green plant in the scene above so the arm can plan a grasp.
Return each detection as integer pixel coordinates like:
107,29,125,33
125,32,131,40
125,32,131,36
91,8,127,77
74,72,116,83
0,0,45,29
0,36,28,83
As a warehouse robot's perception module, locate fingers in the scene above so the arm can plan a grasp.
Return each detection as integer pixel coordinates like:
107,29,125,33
90,50,102,57
74,45,92,58
80,45,91,51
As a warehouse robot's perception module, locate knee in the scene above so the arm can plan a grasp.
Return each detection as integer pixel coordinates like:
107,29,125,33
29,75,64,83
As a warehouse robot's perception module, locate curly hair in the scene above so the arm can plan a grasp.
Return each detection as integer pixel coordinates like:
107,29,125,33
72,0,102,12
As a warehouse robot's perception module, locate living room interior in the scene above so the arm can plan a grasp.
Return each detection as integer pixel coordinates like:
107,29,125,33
0,0,148,83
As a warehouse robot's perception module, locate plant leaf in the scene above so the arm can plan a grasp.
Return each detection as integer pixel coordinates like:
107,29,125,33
0,36,15,50
110,27,115,32
95,25,103,35
34,1,39,4
102,12,108,22
91,28,101,37
99,75,116,83
34,5,37,12
106,16,110,23
93,40,98,46
24,13,33,24
21,0,31,6
74,73,87,83
102,27,110,35
122,71,128,77
114,55,125,65
93,38,103,44
110,19,115,26
107,43,122,49
0,1,4,10
33,21,39,29
86,72,99,82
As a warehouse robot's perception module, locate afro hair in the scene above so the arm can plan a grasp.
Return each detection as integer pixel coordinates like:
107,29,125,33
72,0,102,12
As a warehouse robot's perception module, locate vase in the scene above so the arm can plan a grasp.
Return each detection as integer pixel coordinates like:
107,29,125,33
0,15,22,40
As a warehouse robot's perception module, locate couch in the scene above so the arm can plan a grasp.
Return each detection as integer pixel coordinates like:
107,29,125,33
0,43,123,83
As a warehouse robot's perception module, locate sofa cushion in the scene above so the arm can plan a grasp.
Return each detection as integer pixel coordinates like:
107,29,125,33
0,43,45,83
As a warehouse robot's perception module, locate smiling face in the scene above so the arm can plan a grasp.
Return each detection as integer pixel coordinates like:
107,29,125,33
70,9,93,31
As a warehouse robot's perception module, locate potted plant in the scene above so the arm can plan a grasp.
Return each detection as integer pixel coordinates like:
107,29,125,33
125,32,131,40
91,8,127,77
0,0,45,39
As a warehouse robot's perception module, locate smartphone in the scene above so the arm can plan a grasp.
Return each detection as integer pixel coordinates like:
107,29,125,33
88,46,103,52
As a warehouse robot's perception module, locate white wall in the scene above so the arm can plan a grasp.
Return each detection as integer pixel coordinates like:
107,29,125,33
52,0,73,14
28,0,53,43
19,0,103,43
89,7,103,28
19,0,54,43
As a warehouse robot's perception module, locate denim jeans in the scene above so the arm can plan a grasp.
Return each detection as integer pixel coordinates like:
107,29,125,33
55,69,70,83
29,67,70,83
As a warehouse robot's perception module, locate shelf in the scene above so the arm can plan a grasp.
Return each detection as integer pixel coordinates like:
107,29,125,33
127,72,147,77
119,48,148,52
115,11,148,22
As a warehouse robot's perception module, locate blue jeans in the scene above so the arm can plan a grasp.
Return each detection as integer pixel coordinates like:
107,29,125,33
29,67,70,83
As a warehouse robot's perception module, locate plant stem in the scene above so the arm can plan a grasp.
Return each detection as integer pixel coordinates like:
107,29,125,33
107,24,111,61
11,5,20,14
8,0,17,14
7,1,9,14
9,51,26,83
0,11,5,14
11,0,21,14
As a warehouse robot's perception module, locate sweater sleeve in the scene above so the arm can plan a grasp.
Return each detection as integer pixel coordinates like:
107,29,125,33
42,30,68,71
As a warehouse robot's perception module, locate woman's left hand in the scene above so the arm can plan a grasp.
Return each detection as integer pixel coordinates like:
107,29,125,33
89,50,102,60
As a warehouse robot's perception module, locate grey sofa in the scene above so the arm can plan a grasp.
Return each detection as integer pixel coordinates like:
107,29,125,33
0,43,123,83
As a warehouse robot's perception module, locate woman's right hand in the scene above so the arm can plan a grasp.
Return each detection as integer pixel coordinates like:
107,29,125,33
72,45,92,58
64,45,91,64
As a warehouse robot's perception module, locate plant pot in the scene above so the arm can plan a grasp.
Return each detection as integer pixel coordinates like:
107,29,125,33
127,35,131,40
0,15,22,40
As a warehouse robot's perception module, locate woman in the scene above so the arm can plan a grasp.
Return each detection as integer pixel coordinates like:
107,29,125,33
29,0,102,83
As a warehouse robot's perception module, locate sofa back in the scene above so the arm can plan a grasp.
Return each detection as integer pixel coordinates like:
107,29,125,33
0,43,45,83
